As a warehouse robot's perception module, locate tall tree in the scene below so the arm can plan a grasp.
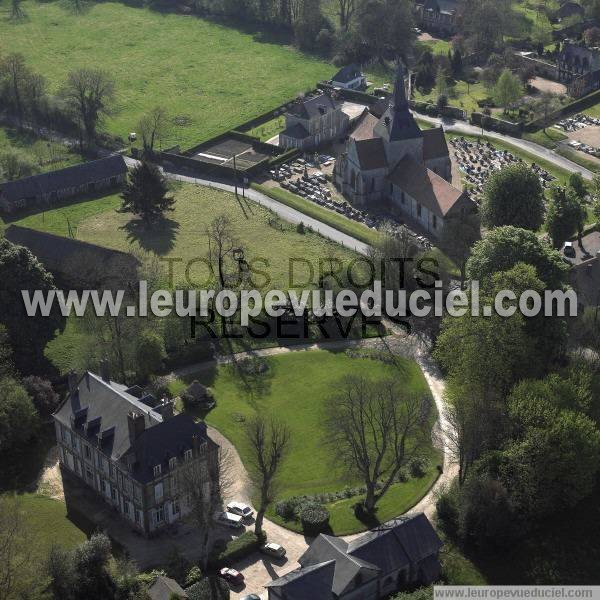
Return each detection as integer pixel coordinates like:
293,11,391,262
481,163,545,231
61,68,115,146
337,0,355,30
534,91,561,132
244,417,290,536
0,239,64,374
119,161,174,225
0,54,40,125
466,226,568,289
327,375,430,514
493,69,523,113
546,185,587,248
0,378,39,460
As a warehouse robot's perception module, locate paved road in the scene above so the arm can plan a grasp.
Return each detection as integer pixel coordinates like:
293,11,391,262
416,114,595,180
123,157,370,256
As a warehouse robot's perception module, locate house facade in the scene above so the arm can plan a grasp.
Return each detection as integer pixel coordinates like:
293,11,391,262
334,64,474,238
279,92,350,150
415,0,458,35
265,513,443,600
0,154,127,214
53,369,219,537
558,41,600,97
331,64,367,90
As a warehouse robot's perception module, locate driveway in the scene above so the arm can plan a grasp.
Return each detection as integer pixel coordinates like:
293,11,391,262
200,331,454,599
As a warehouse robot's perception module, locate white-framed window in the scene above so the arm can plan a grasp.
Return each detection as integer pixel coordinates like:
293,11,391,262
173,500,180,515
134,485,142,502
154,482,164,502
153,464,162,477
135,510,143,525
156,506,164,524
85,467,93,481
84,445,91,460
111,487,117,501
124,501,130,516
184,449,193,462
169,457,177,470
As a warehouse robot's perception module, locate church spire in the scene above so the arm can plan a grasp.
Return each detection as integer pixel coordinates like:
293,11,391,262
391,62,409,113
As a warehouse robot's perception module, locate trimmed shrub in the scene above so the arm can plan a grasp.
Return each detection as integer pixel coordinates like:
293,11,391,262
209,531,263,567
410,457,428,478
184,566,203,587
275,498,297,521
300,503,330,535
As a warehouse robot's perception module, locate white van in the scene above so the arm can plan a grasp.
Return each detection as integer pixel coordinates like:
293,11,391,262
213,511,243,529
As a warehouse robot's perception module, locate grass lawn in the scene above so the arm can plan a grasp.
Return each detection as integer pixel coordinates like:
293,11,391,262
244,116,287,142
12,182,359,290
556,147,600,174
0,125,83,172
584,104,600,119
523,127,568,150
0,1,334,148
252,183,380,247
172,350,440,535
414,80,489,116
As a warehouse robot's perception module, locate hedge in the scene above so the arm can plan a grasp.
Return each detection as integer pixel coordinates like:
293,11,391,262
209,531,264,567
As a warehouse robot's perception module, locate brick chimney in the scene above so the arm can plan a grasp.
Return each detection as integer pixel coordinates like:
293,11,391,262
127,411,145,442
68,370,79,395
100,359,111,383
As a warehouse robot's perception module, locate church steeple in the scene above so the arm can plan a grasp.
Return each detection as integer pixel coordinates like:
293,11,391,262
391,62,409,113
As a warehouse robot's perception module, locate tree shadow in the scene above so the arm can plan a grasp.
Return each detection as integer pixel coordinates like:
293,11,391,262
120,216,179,255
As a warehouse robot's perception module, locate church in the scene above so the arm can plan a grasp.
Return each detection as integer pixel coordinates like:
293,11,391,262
333,64,474,237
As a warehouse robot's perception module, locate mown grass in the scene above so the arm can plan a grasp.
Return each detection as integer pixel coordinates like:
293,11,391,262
13,183,359,290
523,127,568,150
252,183,380,247
244,116,286,142
414,80,489,116
172,350,439,535
556,147,600,174
0,1,334,148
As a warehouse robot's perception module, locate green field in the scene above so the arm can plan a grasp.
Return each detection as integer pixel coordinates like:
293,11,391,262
171,350,440,535
12,183,359,290
414,80,489,116
0,1,334,148
244,116,287,142
0,125,83,174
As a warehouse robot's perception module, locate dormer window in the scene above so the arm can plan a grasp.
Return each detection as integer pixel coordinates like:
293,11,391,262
184,449,193,461
169,457,177,470
153,464,162,478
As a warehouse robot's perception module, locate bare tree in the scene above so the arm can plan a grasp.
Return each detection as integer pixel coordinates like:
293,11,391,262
0,54,31,125
244,417,291,536
534,91,561,133
337,0,355,30
206,214,246,290
61,68,115,147
327,375,431,514
179,446,234,571
138,106,170,153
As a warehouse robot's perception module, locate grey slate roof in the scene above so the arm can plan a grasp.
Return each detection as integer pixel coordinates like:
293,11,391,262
280,122,310,140
347,514,443,570
0,155,127,203
265,560,335,599
54,372,213,484
148,575,187,600
423,0,458,15
423,127,450,160
378,64,423,142
287,93,340,120
299,535,379,596
272,513,442,598
353,138,387,170
332,64,363,84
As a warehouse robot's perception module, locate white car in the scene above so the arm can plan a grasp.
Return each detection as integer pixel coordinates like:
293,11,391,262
261,542,286,558
213,511,244,529
226,501,254,519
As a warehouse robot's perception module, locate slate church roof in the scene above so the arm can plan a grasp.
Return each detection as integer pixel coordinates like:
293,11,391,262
332,64,364,84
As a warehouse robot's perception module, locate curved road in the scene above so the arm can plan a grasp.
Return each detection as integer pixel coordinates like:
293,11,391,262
172,331,455,599
416,113,595,180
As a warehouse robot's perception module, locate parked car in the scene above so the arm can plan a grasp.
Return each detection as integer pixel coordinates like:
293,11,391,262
213,511,244,529
226,501,254,519
563,241,576,258
261,542,286,558
219,567,244,584
240,595,261,600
